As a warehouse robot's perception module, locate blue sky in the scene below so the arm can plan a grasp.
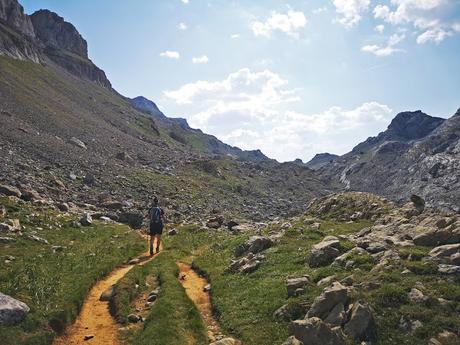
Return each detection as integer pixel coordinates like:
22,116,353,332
22,0,460,162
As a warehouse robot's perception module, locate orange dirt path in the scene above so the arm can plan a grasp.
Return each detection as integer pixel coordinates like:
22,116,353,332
177,262,221,342
53,237,161,345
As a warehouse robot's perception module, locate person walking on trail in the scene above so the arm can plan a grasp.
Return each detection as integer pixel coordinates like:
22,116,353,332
146,196,165,256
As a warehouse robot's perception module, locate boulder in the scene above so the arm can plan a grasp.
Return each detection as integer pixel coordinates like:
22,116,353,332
118,211,143,229
101,201,124,210
429,330,459,345
168,228,178,236
80,213,92,226
56,202,70,212
19,188,41,202
0,185,21,198
438,264,460,275
323,302,346,326
210,338,241,345
413,227,460,246
5,219,20,231
206,215,224,229
343,301,374,340
333,247,366,266
308,237,342,268
306,282,349,319
281,336,303,345
234,236,273,256
429,243,460,263
289,318,345,345
286,277,310,297
408,288,428,303
99,286,115,301
70,137,87,149
0,293,30,326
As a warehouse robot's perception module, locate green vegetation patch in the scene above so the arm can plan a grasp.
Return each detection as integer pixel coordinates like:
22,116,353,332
0,198,144,345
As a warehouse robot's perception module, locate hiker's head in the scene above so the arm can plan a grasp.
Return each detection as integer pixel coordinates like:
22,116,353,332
152,196,159,206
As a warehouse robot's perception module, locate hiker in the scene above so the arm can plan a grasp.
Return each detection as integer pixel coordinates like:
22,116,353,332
146,196,165,256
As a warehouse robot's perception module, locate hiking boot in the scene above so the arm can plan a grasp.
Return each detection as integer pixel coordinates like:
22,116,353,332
149,247,154,256
156,246,160,254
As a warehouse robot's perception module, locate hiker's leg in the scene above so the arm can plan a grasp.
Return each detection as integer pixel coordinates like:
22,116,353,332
155,234,162,252
149,235,154,255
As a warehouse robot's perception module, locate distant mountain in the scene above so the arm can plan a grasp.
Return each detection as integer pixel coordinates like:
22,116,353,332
130,96,167,119
305,153,338,170
317,109,460,212
130,95,271,161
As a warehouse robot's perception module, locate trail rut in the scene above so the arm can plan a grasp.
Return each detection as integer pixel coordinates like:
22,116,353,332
177,262,222,343
53,238,161,345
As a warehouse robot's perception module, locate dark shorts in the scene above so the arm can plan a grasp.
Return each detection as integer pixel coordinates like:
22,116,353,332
149,222,164,235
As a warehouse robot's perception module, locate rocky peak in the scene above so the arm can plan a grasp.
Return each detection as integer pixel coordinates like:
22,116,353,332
305,153,338,170
0,0,35,37
131,96,166,119
30,9,88,58
386,110,445,141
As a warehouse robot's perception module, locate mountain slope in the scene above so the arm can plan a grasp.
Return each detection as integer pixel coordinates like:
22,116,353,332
317,110,460,212
0,0,332,222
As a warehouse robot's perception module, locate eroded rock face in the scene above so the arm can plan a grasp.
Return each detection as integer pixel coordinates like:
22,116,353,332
0,0,35,37
0,292,30,326
30,10,87,58
289,318,345,345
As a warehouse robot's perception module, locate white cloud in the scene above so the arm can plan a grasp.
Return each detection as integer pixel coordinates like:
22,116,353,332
192,55,209,64
417,27,452,44
178,22,188,30
333,0,370,28
181,0,189,4
160,51,180,59
231,34,240,39
362,33,405,56
375,24,385,33
373,0,460,44
251,10,307,38
453,22,460,32
164,69,393,161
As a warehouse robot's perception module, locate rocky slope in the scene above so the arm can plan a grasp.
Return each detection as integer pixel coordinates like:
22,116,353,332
0,0,333,224
305,153,339,170
317,110,460,213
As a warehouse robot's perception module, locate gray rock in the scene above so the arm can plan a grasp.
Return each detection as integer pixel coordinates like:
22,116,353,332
209,338,241,345
429,243,460,263
324,302,346,326
286,277,309,297
306,282,349,319
281,336,303,345
308,237,342,267
80,213,92,226
70,137,87,149
438,264,460,275
99,286,115,301
0,185,21,198
234,236,273,256
408,288,428,303
127,313,140,323
0,293,30,326
413,227,460,246
343,300,374,340
26,234,49,244
289,317,345,345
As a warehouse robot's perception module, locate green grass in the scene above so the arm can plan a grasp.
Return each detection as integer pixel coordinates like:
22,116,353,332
0,198,145,345
124,254,208,345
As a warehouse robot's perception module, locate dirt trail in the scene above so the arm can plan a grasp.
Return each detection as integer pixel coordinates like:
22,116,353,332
177,262,222,342
53,238,161,345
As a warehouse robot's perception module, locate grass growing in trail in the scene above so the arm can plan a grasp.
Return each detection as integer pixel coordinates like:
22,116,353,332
124,254,208,345
0,198,145,345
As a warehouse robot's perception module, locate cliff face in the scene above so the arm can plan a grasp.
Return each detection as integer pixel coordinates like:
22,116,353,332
0,1,110,88
0,0,34,37
0,0,41,62
317,109,460,212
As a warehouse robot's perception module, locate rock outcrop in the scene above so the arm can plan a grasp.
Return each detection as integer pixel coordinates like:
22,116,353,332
0,292,30,326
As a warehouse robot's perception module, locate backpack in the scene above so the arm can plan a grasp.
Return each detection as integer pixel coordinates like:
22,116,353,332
149,207,162,224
